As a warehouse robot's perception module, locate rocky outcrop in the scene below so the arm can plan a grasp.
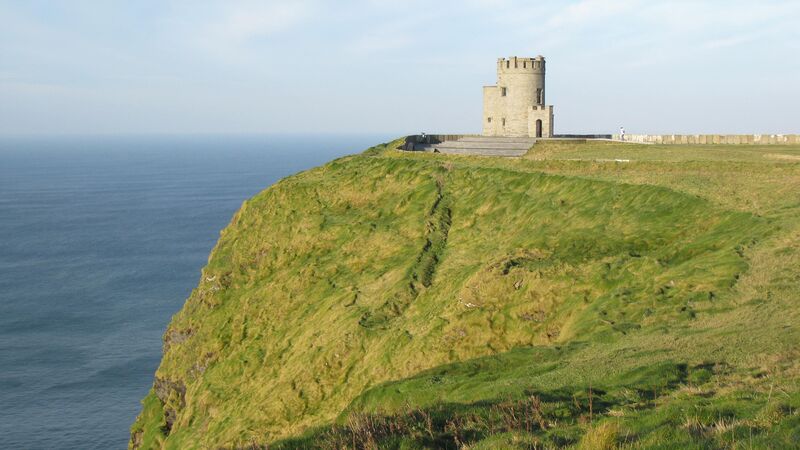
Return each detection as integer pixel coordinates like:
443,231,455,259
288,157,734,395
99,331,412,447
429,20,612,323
163,327,194,353
153,377,186,435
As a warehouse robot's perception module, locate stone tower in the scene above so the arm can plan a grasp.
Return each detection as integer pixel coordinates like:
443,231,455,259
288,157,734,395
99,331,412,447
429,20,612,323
482,56,554,138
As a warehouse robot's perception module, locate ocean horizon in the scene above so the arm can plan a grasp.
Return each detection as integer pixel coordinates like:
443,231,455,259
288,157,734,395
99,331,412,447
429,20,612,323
0,133,393,449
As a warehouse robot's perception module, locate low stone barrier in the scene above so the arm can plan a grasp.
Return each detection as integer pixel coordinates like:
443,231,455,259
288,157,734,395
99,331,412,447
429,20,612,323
402,134,477,151
553,134,613,139
614,134,800,145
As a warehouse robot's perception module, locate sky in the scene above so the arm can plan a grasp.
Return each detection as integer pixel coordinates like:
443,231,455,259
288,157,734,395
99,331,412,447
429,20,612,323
1,0,799,135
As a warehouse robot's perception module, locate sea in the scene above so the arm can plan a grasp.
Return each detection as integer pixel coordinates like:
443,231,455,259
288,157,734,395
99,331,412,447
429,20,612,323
0,134,392,449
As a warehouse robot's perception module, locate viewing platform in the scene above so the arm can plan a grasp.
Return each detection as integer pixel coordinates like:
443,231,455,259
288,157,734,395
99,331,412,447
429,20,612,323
401,134,615,157
405,135,537,157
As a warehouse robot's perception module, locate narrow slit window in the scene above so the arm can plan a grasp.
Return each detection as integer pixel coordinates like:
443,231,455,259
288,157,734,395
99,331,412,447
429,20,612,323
501,87,507,96
487,117,492,123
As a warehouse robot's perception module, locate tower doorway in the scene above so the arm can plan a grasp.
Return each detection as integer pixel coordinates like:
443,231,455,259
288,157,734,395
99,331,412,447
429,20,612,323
535,119,543,138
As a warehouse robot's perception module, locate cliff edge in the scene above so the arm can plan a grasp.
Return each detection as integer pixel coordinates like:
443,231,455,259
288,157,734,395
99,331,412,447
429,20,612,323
131,139,800,449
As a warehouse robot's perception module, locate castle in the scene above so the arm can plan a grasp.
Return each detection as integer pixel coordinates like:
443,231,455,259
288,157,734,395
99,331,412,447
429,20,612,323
483,56,554,138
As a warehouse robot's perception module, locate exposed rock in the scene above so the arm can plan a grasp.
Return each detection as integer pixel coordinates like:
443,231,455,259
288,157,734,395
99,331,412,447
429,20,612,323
163,327,194,353
154,377,186,435
129,429,143,449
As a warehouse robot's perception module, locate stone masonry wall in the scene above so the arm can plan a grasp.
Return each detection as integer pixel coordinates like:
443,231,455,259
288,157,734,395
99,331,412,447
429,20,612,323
528,105,554,138
615,134,800,144
482,86,502,136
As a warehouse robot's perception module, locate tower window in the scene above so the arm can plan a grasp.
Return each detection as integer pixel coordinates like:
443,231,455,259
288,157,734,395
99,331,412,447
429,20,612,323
536,88,543,104
501,118,506,126
487,117,492,123
501,87,507,96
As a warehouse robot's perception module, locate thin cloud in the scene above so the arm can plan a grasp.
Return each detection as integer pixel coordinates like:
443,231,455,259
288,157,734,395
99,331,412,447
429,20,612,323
165,1,319,63
702,34,758,50
348,33,414,54
345,15,429,55
543,0,639,30
208,2,315,44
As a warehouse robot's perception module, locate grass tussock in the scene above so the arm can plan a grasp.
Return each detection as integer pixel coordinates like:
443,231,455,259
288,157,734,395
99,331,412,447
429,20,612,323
578,422,619,450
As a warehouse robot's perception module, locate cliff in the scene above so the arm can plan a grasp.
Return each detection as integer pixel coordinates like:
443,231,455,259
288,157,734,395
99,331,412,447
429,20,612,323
131,139,800,449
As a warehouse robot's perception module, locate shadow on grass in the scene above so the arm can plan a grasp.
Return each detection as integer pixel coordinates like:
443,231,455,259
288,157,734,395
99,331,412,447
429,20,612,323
271,359,691,449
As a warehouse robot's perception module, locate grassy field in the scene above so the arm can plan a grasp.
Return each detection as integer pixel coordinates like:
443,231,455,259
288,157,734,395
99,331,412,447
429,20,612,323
131,139,800,449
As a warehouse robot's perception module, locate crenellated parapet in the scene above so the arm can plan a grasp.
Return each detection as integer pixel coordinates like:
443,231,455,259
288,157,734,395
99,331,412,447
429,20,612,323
496,56,546,74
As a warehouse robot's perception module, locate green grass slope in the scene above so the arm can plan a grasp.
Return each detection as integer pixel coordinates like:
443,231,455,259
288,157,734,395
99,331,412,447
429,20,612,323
131,139,800,449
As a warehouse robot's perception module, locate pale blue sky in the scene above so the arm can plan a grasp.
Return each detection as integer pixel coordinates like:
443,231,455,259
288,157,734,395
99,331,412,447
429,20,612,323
1,0,799,135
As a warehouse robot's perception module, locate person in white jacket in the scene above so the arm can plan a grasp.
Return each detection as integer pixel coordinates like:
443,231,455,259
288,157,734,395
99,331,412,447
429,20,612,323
619,126,626,141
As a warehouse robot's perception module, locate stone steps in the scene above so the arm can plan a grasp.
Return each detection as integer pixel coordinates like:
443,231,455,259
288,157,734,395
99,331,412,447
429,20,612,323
415,136,536,157
423,141,534,150
420,147,529,156
456,136,538,144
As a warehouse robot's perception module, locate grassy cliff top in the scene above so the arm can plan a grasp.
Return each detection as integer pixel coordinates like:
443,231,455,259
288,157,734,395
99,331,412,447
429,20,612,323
132,139,800,449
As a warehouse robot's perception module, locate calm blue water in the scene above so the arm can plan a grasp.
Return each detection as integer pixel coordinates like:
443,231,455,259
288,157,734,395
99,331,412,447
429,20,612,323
0,134,390,449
